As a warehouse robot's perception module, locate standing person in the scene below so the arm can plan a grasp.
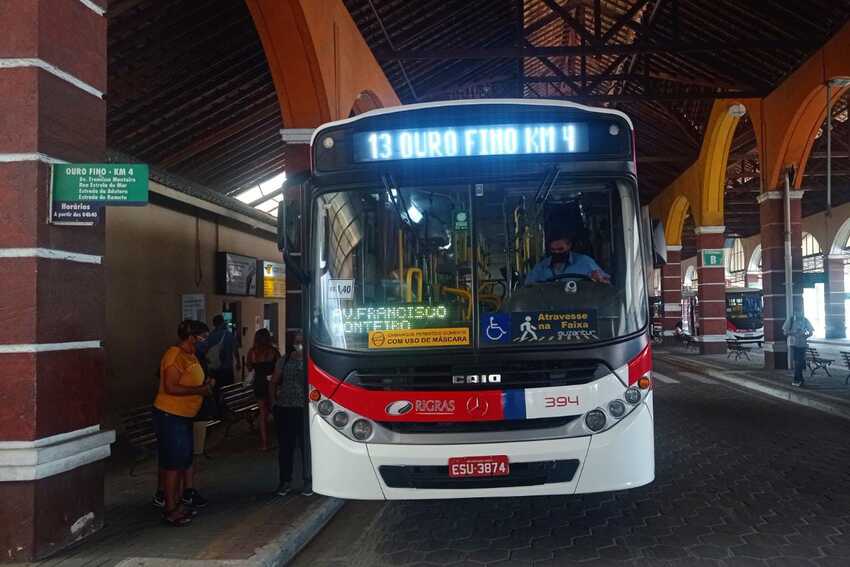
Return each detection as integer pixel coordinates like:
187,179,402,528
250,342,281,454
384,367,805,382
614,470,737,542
247,328,279,450
152,320,215,526
153,322,211,510
783,309,814,387
199,314,239,396
269,332,312,496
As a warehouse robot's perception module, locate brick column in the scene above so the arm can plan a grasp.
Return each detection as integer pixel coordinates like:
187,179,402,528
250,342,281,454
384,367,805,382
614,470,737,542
758,191,803,369
0,1,113,561
694,227,728,354
661,246,683,343
825,255,846,339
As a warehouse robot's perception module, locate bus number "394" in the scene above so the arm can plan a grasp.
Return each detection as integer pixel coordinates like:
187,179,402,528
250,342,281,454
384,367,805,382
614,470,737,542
544,395,579,408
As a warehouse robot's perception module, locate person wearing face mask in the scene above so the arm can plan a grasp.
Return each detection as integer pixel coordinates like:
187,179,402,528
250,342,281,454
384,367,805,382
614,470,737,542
269,332,312,496
525,234,610,285
152,319,216,526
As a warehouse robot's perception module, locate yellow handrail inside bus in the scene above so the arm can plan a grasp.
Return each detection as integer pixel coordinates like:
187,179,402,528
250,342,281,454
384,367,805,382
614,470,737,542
405,268,423,303
479,293,501,311
442,286,472,320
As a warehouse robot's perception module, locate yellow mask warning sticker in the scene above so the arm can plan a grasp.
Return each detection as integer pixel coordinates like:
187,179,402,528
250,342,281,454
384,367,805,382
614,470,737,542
368,327,470,349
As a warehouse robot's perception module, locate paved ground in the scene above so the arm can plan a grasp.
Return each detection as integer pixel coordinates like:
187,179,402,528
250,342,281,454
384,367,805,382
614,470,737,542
668,343,850,403
28,421,324,566
294,352,850,567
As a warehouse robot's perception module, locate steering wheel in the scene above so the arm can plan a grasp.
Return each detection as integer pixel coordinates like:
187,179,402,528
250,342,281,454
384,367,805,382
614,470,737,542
551,272,593,281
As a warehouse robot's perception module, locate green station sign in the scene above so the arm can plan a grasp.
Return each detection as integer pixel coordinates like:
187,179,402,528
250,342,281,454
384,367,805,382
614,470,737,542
51,164,149,224
701,249,725,267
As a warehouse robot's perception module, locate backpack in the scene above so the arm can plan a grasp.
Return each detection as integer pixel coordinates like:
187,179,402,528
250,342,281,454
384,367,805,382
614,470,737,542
205,332,226,372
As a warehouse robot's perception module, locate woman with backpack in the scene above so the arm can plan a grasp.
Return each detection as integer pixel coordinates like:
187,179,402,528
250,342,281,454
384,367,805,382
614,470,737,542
246,328,279,450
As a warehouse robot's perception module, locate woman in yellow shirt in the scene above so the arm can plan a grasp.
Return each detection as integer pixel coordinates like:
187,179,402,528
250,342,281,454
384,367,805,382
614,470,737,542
153,320,215,526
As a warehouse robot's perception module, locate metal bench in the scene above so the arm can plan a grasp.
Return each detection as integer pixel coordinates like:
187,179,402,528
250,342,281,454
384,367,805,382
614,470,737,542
840,351,850,385
220,382,260,437
682,334,699,351
726,340,752,361
121,404,220,475
805,347,833,377
121,405,157,476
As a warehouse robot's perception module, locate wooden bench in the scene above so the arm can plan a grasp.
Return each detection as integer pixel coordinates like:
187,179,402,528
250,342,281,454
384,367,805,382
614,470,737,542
726,340,752,361
840,351,850,385
806,347,833,377
220,382,260,438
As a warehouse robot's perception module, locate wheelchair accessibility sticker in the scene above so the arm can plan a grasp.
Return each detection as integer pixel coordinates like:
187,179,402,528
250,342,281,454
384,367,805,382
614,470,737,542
481,313,511,343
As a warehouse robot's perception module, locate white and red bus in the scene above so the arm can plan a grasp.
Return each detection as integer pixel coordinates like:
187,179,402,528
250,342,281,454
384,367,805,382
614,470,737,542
278,100,656,499
725,287,764,342
682,287,764,343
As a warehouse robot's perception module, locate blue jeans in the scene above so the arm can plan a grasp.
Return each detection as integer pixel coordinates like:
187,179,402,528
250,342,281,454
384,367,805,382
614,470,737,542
792,346,807,381
152,407,194,470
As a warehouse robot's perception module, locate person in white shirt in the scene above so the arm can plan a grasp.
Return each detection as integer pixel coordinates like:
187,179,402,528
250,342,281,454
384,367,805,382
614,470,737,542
782,310,814,387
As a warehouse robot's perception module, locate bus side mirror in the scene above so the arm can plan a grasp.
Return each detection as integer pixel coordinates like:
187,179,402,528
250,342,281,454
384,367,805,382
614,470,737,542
652,220,668,267
277,177,309,284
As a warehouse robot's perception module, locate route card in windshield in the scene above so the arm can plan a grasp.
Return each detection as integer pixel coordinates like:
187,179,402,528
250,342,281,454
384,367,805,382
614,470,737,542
511,310,599,343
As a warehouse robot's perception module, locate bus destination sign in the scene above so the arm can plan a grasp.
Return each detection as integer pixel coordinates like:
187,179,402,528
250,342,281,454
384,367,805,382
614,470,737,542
353,122,589,163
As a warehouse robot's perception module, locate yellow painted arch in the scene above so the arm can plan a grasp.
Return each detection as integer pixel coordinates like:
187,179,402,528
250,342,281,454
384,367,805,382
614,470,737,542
649,101,746,246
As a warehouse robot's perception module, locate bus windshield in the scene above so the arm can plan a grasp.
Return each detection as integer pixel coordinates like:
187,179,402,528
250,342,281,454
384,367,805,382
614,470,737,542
727,291,764,330
311,177,646,351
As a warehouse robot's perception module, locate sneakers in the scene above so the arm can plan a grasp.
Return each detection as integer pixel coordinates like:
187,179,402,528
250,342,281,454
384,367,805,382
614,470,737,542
182,488,209,508
792,379,805,387
152,490,165,509
301,486,314,496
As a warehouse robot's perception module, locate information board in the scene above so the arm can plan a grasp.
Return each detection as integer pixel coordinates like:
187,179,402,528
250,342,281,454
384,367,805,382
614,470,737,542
50,163,149,225
262,261,286,298
701,249,725,267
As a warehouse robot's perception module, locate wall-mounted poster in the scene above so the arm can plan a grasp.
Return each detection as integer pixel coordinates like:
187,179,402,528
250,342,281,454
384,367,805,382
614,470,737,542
216,252,258,296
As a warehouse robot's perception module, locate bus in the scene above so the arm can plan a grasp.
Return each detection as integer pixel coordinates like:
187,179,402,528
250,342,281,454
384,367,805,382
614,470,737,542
278,100,657,499
725,287,764,342
682,287,763,343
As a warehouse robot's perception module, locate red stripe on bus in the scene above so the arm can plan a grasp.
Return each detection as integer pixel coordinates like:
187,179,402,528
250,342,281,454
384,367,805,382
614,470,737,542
308,359,342,398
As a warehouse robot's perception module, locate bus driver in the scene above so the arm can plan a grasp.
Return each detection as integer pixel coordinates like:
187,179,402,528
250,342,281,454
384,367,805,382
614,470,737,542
525,234,610,285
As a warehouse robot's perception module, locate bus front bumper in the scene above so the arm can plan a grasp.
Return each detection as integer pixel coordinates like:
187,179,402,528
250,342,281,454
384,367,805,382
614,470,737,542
310,394,654,500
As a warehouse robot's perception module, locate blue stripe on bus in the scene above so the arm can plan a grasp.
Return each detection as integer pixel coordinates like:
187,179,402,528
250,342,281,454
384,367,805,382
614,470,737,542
502,389,526,420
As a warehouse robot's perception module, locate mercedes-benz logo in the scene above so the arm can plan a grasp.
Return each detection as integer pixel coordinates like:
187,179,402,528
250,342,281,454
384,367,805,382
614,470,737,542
466,396,489,417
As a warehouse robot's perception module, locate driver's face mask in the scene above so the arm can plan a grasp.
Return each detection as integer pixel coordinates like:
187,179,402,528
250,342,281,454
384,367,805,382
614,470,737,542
550,252,568,263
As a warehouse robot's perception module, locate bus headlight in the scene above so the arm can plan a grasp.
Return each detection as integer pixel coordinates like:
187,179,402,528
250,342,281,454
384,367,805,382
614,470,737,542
332,411,349,428
317,400,334,416
351,419,373,441
585,410,606,432
624,387,641,405
608,400,627,418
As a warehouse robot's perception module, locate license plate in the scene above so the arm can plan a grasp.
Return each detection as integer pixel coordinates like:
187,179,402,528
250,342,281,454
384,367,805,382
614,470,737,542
448,455,510,478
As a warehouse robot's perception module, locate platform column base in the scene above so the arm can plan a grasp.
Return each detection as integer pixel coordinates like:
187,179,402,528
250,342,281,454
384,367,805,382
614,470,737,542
0,462,105,562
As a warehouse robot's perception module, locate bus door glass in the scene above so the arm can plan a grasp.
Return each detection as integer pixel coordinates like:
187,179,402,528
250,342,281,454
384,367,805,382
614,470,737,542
311,186,475,350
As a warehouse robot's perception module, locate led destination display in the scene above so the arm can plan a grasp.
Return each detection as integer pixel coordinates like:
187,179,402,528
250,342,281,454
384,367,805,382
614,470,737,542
353,122,589,162
331,305,449,334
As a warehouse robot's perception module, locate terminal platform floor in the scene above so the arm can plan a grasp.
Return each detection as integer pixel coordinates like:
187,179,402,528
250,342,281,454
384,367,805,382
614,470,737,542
24,423,329,567
295,350,850,567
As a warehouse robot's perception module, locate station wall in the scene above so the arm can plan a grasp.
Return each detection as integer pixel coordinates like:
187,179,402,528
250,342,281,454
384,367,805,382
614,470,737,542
103,184,284,423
